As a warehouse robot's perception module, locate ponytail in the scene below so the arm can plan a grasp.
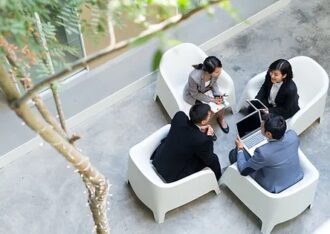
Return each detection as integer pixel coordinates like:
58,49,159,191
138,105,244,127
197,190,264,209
192,56,222,73
192,63,203,70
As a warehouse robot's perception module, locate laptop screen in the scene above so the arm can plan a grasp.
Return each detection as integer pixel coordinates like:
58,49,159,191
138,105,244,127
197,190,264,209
236,111,261,138
249,99,268,110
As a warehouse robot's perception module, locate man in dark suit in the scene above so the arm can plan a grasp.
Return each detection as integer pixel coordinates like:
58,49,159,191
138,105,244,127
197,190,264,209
151,103,221,183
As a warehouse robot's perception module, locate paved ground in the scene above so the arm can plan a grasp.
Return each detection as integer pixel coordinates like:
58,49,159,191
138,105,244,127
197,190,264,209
0,0,329,233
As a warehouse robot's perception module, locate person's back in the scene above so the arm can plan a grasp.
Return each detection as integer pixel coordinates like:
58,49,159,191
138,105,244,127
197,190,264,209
253,130,303,193
151,104,221,183
231,113,304,193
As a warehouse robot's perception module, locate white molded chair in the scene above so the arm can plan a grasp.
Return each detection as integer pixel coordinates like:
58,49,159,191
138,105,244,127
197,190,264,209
237,56,329,135
128,124,220,223
154,43,236,118
220,149,319,234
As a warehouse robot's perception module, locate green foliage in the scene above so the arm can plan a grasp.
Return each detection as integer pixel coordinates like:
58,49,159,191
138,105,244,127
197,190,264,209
218,0,241,21
177,0,190,13
151,48,163,71
0,0,236,85
0,0,110,83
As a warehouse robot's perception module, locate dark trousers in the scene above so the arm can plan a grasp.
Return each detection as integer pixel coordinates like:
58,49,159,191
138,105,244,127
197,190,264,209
179,154,222,181
228,148,251,165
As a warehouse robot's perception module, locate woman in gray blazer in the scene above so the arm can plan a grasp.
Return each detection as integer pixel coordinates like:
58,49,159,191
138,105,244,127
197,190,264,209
183,56,229,133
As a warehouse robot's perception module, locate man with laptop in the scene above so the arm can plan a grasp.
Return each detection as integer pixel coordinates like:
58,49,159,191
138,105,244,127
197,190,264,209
229,112,304,193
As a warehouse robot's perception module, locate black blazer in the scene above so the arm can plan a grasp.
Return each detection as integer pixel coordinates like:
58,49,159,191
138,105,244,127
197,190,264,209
151,111,221,183
255,74,300,119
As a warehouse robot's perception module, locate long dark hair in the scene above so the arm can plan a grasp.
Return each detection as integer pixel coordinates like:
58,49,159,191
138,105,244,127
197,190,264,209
266,59,293,81
193,56,222,74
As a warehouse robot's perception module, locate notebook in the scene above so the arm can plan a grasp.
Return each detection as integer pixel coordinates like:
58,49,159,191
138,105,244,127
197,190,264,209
208,99,229,113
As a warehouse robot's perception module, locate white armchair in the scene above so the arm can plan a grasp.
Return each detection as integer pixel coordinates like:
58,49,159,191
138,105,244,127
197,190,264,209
154,43,236,118
237,56,329,135
128,124,220,223
220,149,319,234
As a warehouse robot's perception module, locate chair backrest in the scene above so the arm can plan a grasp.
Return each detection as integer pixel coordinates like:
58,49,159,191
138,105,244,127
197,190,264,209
159,43,207,99
130,146,164,184
129,125,171,185
289,56,329,108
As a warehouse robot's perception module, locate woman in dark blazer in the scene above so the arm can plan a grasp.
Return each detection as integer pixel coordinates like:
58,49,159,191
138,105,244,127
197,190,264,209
255,59,300,119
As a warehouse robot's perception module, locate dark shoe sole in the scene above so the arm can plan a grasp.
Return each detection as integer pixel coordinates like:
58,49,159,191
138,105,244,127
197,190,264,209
217,119,229,134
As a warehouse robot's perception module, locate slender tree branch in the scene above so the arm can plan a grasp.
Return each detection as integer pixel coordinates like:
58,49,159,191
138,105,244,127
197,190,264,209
0,65,109,234
34,13,69,133
12,0,223,108
50,83,68,133
2,38,69,139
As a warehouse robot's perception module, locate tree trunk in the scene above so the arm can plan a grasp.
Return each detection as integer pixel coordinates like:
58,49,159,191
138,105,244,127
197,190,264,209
0,65,110,233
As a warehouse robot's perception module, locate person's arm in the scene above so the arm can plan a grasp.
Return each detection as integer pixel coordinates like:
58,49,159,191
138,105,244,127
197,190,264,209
255,74,269,102
269,83,298,119
187,75,213,103
237,148,267,176
195,140,221,180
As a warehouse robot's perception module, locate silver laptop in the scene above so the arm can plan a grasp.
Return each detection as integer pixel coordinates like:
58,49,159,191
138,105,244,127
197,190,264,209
236,111,268,155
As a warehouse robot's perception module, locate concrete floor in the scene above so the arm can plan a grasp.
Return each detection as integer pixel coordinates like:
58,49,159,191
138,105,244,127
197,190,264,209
0,0,330,233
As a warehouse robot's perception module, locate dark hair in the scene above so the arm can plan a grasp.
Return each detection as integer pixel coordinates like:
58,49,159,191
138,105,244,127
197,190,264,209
263,113,287,139
266,59,293,81
192,56,222,74
189,103,210,124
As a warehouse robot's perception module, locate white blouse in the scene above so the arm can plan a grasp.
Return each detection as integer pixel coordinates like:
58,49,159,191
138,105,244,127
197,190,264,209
268,81,283,106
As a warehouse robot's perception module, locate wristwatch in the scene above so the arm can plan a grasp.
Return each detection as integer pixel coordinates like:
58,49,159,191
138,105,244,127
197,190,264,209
237,148,244,153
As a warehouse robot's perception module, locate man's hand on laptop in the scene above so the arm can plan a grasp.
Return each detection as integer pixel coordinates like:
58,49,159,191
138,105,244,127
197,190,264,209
235,135,244,150
261,108,269,114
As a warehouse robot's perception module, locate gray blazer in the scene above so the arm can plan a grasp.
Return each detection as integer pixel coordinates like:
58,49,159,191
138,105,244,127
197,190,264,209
183,69,221,105
237,130,304,193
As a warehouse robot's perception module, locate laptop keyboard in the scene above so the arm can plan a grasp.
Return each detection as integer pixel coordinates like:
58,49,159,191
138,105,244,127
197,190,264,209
243,132,266,149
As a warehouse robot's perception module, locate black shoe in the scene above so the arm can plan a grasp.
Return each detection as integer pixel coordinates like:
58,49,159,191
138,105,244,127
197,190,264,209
212,134,217,141
218,120,229,134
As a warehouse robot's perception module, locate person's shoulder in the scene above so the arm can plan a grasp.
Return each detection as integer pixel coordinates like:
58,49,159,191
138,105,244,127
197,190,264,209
285,129,299,140
173,111,188,121
255,144,268,155
256,139,278,157
285,79,298,91
189,69,203,80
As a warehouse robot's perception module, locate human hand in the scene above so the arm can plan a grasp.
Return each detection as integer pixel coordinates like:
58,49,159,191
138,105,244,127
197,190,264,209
261,108,269,114
235,135,244,150
205,125,214,136
200,125,208,133
214,96,223,105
